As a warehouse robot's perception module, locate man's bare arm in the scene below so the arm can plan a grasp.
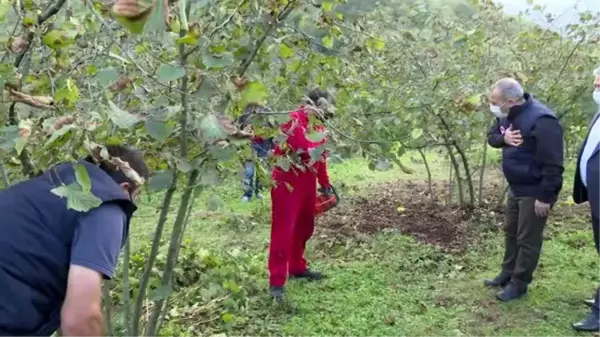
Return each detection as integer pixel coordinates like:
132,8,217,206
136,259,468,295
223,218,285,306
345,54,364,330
60,265,104,336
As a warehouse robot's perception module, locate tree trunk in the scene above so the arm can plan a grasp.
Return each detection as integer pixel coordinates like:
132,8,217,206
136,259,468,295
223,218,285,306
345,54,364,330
478,138,488,204
453,141,475,206
418,148,433,197
447,161,453,205
445,144,464,205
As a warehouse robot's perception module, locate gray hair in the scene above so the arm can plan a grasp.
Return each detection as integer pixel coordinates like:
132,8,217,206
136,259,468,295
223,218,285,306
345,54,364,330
594,67,600,76
493,78,524,101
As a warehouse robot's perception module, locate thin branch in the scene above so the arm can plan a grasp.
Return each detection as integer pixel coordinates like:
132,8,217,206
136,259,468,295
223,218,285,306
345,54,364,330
0,161,10,187
184,0,247,58
237,0,297,77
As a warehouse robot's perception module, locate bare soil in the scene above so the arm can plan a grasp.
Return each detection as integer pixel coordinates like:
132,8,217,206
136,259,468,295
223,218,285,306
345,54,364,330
316,179,589,252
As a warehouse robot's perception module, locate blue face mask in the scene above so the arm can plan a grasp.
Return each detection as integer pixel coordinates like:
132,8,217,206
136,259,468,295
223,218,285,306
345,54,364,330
593,90,600,105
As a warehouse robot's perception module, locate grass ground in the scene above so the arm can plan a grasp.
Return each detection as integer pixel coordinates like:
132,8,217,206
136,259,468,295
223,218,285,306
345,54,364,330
127,151,599,336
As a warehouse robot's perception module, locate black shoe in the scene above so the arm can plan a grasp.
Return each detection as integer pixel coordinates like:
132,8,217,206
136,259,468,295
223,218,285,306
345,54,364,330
572,311,600,332
289,270,325,281
484,273,511,288
270,286,284,302
584,299,596,308
496,281,527,302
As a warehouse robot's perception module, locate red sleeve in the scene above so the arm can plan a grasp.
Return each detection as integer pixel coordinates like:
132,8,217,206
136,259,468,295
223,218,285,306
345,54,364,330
281,109,322,153
316,160,330,188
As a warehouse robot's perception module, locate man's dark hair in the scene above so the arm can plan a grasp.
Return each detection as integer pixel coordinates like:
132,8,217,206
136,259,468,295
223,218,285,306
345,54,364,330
307,88,335,106
85,144,149,186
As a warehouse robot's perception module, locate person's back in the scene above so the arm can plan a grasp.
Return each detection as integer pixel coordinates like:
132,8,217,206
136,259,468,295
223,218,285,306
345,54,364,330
0,146,147,336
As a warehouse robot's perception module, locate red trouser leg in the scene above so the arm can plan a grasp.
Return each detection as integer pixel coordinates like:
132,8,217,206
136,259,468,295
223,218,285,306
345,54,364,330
289,171,317,275
268,170,304,287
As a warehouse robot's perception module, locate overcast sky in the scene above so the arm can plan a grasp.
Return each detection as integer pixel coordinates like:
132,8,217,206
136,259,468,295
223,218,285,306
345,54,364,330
494,0,600,28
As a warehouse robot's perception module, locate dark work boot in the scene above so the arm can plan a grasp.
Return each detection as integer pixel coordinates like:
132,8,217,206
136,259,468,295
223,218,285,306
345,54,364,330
496,281,527,302
270,286,284,302
572,311,600,332
289,270,325,281
484,273,511,288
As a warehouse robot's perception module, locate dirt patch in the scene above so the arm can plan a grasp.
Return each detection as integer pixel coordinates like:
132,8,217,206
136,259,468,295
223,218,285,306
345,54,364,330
316,180,503,252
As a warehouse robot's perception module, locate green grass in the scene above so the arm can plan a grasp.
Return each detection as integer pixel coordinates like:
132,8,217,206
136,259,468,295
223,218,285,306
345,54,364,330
127,150,598,336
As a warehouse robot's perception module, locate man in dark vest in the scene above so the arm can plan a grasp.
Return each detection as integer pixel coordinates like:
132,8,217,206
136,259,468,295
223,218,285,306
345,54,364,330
0,144,149,336
571,68,600,332
484,78,564,302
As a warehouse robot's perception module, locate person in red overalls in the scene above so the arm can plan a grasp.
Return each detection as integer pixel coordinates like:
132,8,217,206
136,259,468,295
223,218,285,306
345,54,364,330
269,88,335,301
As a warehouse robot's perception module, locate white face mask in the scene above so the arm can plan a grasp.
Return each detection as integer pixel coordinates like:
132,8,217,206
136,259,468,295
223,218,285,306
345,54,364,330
490,104,508,118
593,90,600,104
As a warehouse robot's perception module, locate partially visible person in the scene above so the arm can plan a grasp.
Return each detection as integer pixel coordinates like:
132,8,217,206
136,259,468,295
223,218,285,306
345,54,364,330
571,67,600,332
237,103,275,202
484,78,564,302
0,144,149,336
268,88,335,301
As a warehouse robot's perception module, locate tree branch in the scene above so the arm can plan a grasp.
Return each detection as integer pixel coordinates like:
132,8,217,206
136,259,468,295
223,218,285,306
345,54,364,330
236,0,297,77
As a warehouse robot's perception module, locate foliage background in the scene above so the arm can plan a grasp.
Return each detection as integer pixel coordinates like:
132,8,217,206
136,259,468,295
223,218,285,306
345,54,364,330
0,0,598,335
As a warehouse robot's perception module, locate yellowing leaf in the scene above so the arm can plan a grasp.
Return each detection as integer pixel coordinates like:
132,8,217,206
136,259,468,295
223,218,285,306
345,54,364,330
279,43,295,58
396,206,406,213
42,30,75,49
176,34,197,45
240,81,267,106
411,128,423,139
322,35,334,49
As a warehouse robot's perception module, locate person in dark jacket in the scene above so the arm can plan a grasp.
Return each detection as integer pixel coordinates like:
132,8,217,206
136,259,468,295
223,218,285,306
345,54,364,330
484,78,564,302
0,144,148,336
571,68,600,332
237,103,274,201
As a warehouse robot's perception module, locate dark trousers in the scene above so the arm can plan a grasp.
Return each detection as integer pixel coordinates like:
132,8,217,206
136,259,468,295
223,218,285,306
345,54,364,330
501,190,548,285
592,212,600,313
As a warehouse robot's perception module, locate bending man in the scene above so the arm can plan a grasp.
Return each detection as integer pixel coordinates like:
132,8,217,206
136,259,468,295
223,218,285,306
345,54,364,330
0,144,149,336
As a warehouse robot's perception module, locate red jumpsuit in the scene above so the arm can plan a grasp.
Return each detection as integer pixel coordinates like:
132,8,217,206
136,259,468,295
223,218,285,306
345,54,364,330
269,107,330,287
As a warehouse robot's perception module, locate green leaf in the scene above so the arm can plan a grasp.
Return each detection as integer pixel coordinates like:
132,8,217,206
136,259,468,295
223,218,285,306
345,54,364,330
306,132,325,142
279,43,295,58
276,157,292,172
145,119,172,142
0,0,10,21
375,159,392,171
43,123,76,149
0,125,19,151
54,78,80,108
144,0,166,34
465,94,481,106
222,313,234,324
240,81,267,106
74,163,92,192
207,193,223,211
176,34,197,45
157,64,186,83
411,128,423,140
322,35,334,49
200,168,221,186
198,115,227,142
149,282,172,301
201,52,234,69
175,158,192,172
149,170,173,192
42,30,75,49
95,67,120,87
114,15,148,34
107,100,141,129
322,1,333,11
51,183,102,212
